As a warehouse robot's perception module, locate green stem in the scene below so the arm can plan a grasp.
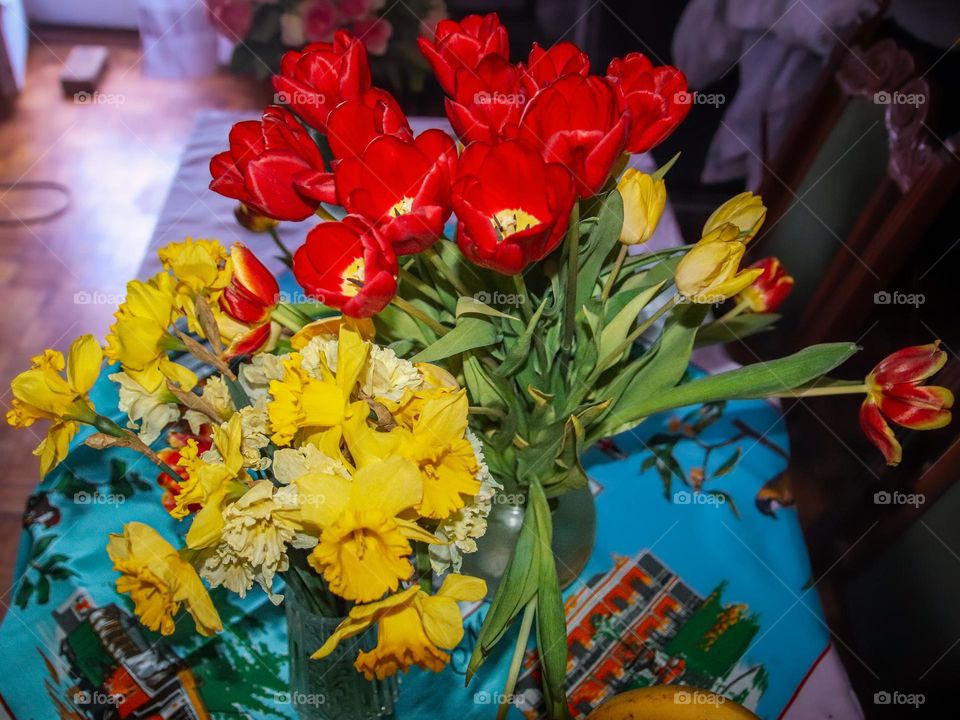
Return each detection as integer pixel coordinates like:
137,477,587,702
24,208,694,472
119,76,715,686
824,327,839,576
270,304,305,333
716,299,751,324
415,543,433,593
497,597,537,720
512,274,533,322
94,415,184,479
399,268,443,304
468,405,507,420
425,245,470,297
268,227,294,267
561,204,580,355
622,244,696,268
600,245,629,303
768,383,868,398
391,296,449,336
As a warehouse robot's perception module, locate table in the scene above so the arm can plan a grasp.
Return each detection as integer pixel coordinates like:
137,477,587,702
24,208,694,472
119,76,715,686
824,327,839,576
0,110,864,720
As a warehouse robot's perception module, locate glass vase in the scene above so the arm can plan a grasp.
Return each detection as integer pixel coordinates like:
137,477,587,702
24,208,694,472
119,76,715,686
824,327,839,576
285,592,399,720
460,483,597,599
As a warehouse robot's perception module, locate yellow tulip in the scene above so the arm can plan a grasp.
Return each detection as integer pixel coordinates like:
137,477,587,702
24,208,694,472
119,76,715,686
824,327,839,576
617,168,667,245
6,334,102,476
703,191,767,243
311,573,487,679
107,522,221,637
675,224,763,304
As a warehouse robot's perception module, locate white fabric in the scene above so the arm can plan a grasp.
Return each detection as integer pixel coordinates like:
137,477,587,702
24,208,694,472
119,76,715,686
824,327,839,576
136,0,220,79
672,0,875,188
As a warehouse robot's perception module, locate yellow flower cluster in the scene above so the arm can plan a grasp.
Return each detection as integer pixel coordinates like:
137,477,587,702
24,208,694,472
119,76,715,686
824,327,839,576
6,238,493,682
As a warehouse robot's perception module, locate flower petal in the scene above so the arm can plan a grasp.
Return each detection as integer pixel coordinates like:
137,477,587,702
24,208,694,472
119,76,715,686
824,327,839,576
859,399,902,466
878,383,954,430
870,343,947,386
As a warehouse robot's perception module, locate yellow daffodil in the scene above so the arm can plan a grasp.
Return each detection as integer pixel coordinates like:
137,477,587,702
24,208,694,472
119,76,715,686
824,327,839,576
290,315,375,350
105,272,197,392
617,168,666,245
158,237,232,335
702,191,767,243
311,574,487,679
675,224,763,304
398,390,481,520
380,362,460,429
267,323,370,450
297,455,437,603
6,335,102,476
172,414,249,550
107,522,222,637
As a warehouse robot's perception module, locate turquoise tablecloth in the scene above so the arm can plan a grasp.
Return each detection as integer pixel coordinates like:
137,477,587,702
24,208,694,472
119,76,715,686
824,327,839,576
0,342,832,720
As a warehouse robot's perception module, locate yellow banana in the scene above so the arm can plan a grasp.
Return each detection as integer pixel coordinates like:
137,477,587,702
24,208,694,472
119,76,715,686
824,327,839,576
586,686,759,720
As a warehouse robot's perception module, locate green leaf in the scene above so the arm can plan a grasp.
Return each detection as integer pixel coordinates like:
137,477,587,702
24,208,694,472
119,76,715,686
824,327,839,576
619,255,681,293
467,501,541,681
14,578,33,609
497,297,549,378
594,303,708,439
411,317,497,363
544,415,589,497
616,342,859,423
696,314,780,345
651,151,681,181
455,296,520,323
531,480,571,719
35,576,51,604
708,490,741,518
31,535,56,560
597,282,665,371
577,192,624,310
713,448,742,478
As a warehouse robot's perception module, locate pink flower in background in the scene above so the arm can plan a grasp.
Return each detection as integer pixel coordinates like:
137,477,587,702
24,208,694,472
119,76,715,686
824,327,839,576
206,0,254,40
420,1,449,41
301,0,338,43
340,0,382,21
352,16,394,56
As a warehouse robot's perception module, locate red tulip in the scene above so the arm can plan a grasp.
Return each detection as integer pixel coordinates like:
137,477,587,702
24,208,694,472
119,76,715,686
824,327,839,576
334,130,457,255
737,257,794,313
606,53,691,154
445,54,527,144
519,75,630,197
209,106,331,221
452,139,576,275
326,88,412,159
520,41,590,95
273,30,371,132
417,12,509,95
293,216,398,317
860,343,954,465
220,243,281,357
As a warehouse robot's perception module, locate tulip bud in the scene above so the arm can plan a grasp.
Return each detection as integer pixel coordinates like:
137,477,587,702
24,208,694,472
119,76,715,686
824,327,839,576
703,192,767,243
617,169,666,245
675,225,762,304
234,203,280,234
737,257,794,312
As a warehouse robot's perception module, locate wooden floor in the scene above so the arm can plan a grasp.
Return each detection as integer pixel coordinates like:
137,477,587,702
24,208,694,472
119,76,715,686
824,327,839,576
0,27,270,615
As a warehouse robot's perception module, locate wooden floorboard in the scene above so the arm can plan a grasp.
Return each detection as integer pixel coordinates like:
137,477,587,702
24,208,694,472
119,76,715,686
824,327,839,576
0,27,270,616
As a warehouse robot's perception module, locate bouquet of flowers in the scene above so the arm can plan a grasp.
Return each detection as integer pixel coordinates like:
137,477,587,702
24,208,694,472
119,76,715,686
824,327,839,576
206,0,446,90
8,11,954,720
